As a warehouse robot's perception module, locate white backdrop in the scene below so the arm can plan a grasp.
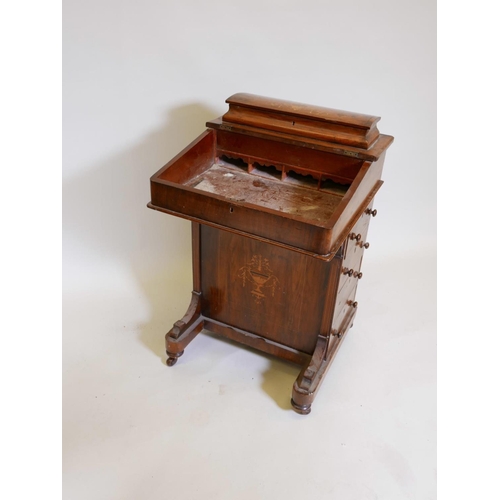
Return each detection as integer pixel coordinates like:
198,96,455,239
63,1,436,499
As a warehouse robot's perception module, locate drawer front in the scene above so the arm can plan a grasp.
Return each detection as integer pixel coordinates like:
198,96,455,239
337,204,373,291
331,280,358,333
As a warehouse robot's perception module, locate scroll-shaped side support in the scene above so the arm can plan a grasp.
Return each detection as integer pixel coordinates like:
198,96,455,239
169,291,201,339
291,305,358,414
166,291,203,366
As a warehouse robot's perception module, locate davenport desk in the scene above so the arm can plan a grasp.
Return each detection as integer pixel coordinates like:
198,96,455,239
148,93,393,414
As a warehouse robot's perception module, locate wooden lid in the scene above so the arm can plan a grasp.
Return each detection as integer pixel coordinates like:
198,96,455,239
222,93,381,150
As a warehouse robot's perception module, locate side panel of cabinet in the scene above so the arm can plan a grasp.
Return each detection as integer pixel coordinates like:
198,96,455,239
200,225,341,355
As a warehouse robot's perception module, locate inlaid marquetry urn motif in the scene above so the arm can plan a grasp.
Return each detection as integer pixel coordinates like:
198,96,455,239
238,255,279,304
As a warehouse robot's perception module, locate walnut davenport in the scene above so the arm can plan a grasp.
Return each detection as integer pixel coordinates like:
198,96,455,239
148,93,394,414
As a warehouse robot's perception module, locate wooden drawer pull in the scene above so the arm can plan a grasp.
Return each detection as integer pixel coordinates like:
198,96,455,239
365,208,377,217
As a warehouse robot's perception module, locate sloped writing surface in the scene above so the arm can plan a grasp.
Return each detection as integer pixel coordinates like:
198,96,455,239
186,162,346,223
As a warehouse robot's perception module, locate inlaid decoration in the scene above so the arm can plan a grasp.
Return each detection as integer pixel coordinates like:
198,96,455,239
238,255,279,304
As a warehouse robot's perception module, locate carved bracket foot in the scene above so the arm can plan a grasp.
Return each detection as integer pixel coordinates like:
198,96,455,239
291,306,357,414
169,291,202,340
165,292,204,365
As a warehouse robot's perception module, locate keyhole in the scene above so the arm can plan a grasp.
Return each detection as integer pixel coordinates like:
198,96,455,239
229,207,234,213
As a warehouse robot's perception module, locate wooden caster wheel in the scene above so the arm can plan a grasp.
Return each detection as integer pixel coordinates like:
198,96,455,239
166,350,184,367
291,398,312,415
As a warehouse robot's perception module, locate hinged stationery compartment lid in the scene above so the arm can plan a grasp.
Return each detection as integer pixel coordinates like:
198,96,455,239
221,93,381,150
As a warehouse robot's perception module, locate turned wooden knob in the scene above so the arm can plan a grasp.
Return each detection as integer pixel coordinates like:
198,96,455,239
352,301,358,308
362,242,370,249
365,208,377,217
343,268,354,276
350,232,362,241
354,271,363,279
